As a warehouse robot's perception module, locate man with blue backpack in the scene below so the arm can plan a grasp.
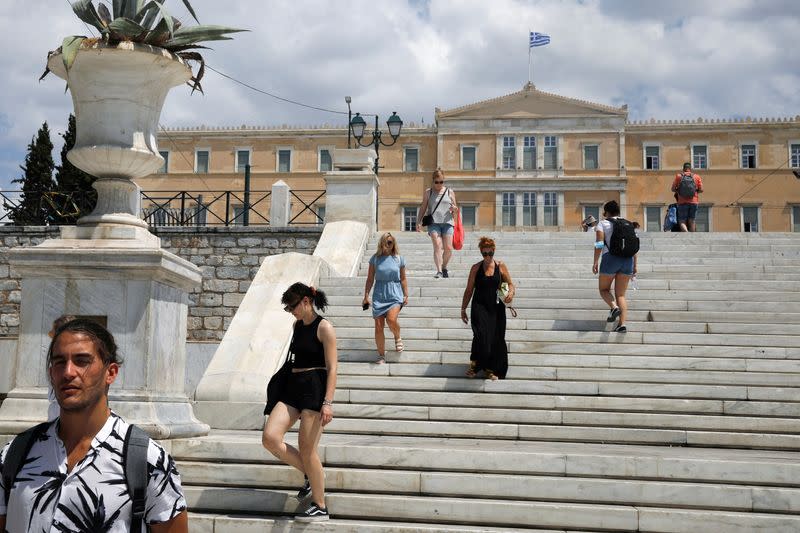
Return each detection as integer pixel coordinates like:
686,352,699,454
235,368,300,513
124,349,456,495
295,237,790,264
671,162,704,232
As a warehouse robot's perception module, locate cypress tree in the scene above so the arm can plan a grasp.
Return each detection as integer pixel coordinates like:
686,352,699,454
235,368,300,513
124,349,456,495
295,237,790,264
53,114,96,224
11,122,55,225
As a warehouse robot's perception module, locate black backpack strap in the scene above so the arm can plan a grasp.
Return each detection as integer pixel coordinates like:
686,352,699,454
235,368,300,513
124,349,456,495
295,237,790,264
2,422,50,508
123,424,151,533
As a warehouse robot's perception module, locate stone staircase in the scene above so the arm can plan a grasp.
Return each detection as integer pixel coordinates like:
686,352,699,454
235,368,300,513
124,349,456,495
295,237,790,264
181,232,800,532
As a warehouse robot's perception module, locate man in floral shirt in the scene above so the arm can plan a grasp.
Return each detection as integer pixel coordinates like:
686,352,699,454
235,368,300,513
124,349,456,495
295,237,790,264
0,319,188,532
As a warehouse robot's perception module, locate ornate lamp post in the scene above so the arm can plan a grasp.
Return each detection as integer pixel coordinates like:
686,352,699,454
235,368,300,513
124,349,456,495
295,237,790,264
349,111,403,175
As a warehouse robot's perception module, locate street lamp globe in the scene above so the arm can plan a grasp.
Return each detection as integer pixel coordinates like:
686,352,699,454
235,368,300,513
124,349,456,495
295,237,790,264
386,112,403,139
350,113,367,140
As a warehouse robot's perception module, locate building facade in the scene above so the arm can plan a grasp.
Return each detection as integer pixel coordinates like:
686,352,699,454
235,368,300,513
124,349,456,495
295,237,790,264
141,84,800,232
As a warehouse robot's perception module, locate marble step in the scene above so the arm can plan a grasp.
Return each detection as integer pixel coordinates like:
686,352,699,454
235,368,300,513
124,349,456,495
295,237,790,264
327,297,800,314
328,277,800,292
340,389,800,418
333,319,800,336
327,286,800,303
330,324,800,346
178,462,800,513
335,375,800,402
189,514,554,533
336,362,800,387
338,351,800,374
170,431,800,485
183,487,800,531
328,402,800,434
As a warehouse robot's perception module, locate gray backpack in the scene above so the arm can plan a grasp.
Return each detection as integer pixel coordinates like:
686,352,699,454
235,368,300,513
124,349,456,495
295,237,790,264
677,173,697,199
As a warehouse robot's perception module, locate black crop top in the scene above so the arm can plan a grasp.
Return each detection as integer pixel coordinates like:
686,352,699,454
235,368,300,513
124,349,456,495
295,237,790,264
290,315,326,368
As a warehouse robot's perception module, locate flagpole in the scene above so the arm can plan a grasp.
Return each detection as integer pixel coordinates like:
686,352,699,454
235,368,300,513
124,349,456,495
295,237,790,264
528,31,532,84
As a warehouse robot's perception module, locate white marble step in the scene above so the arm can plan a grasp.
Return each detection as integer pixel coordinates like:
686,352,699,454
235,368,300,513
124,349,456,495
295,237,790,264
190,514,556,533
179,462,800,513
183,487,800,531
336,362,800,388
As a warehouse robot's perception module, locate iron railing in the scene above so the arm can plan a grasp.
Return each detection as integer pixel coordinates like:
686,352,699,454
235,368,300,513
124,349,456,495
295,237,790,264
0,189,326,227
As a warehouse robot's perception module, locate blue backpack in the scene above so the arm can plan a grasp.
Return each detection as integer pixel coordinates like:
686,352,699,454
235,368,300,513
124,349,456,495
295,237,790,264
663,203,678,231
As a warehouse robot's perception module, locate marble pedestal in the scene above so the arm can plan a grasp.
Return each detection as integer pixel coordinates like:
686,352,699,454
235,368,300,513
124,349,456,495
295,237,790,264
324,149,380,231
0,226,209,439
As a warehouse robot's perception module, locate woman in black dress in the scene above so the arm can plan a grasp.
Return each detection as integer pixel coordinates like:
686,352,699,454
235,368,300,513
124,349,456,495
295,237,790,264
460,236,515,380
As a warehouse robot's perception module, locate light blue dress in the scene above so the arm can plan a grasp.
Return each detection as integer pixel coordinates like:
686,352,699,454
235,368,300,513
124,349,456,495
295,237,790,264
369,254,405,318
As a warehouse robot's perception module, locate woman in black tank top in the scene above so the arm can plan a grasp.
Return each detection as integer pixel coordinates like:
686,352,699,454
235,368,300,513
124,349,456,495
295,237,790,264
261,282,338,522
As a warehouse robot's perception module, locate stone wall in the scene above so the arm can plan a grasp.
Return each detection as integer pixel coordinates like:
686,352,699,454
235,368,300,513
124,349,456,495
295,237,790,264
0,226,321,340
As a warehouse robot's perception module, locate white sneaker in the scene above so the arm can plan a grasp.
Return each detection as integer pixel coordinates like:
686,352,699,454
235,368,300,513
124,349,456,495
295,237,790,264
434,271,442,279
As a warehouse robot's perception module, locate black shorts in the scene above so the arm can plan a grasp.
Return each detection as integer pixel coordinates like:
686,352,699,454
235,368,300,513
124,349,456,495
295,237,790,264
279,368,328,412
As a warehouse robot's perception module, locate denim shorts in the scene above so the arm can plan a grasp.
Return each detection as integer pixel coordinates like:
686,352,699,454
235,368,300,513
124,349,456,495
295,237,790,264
427,222,454,236
676,203,698,222
599,253,634,276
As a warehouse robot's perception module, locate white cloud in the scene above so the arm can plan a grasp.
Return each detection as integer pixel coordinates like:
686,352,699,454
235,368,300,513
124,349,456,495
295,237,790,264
1,0,798,190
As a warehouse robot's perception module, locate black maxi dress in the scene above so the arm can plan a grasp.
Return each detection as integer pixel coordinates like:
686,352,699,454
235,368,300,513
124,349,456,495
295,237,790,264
469,261,509,378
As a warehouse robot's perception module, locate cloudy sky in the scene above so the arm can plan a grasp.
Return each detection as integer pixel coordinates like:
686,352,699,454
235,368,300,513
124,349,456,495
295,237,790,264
1,0,798,191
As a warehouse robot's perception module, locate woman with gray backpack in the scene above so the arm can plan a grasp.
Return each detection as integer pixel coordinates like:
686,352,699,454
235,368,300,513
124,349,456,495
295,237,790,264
592,200,639,333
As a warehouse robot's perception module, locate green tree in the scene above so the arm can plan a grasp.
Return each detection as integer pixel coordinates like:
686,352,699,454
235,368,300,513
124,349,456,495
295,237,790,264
11,122,55,225
53,114,96,224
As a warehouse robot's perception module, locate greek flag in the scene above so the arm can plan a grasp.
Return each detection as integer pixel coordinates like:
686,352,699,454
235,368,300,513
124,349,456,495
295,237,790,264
529,32,550,47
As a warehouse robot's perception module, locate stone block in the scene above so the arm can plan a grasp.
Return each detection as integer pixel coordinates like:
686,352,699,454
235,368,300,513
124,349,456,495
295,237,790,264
203,280,239,292
237,237,262,247
187,317,203,330
199,266,215,279
200,294,223,307
0,314,19,327
223,293,244,307
216,266,250,280
222,256,241,266
190,307,213,317
241,256,259,266
264,239,280,248
205,255,223,266
203,317,223,330
7,291,21,304
211,307,235,317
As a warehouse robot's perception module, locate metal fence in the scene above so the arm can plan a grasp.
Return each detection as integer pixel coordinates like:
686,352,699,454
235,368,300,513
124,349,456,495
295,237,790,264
1,189,326,227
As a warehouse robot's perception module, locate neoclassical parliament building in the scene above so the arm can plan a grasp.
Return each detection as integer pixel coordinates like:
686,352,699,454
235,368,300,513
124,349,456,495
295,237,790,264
141,83,800,232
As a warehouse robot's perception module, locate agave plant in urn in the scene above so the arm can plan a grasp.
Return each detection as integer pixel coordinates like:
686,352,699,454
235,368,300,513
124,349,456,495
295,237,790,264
43,0,245,232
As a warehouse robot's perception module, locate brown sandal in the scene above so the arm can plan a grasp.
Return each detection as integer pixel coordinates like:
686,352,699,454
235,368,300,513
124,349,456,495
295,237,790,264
465,362,478,378
485,370,499,381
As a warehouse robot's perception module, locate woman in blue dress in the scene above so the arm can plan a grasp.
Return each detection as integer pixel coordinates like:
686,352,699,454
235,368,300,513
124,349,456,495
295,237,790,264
363,233,408,364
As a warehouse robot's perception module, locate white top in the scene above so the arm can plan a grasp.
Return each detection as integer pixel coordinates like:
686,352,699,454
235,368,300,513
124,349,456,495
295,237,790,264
426,187,454,225
0,412,186,532
596,218,617,254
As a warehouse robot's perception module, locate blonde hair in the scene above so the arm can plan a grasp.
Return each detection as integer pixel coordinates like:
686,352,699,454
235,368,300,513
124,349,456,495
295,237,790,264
432,168,444,181
478,236,495,250
376,232,400,256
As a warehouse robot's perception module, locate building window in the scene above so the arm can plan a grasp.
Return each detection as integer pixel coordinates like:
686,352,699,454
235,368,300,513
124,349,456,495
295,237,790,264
502,137,516,169
158,151,169,173
315,205,325,225
461,146,476,170
522,192,537,226
236,150,250,173
543,136,557,170
195,150,209,174
403,147,419,172
742,206,759,232
692,145,707,169
792,206,800,232
278,149,292,172
502,192,516,226
461,205,477,226
403,206,418,231
583,205,600,223
741,144,756,169
695,205,710,232
645,145,660,170
645,206,662,232
543,192,558,226
790,144,800,168
523,136,536,170
319,149,332,172
584,145,599,170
